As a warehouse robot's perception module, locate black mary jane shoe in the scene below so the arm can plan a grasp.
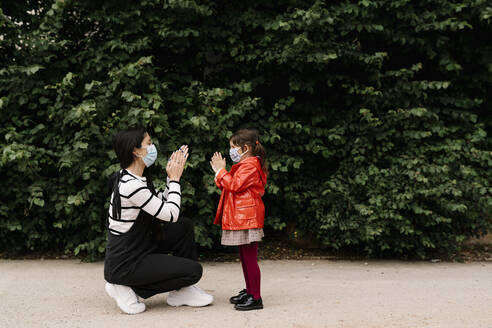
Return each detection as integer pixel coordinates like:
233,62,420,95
234,295,263,311
229,289,248,304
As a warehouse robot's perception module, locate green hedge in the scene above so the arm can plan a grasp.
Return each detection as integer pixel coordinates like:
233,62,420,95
1,0,491,260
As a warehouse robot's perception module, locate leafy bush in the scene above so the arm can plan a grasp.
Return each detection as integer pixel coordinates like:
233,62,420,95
1,0,491,259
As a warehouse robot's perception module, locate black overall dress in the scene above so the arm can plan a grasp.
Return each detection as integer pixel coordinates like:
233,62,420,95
103,170,202,299
104,171,157,284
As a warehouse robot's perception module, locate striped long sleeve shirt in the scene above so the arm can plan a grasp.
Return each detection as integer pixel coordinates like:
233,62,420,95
108,170,181,235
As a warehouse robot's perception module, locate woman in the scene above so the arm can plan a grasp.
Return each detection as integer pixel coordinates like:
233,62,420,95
104,127,213,314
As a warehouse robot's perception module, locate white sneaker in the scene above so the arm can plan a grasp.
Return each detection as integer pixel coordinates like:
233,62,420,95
192,284,207,294
167,285,214,307
105,282,146,314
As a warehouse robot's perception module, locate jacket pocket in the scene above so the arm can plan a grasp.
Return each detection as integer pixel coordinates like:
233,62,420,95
236,202,256,220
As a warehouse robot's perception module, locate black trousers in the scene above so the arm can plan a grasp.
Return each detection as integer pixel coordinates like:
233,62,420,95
125,217,203,299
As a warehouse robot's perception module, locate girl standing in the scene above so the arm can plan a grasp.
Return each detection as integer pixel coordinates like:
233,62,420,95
210,128,268,311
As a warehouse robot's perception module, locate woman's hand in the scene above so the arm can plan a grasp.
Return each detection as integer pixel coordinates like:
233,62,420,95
210,152,226,173
166,145,189,181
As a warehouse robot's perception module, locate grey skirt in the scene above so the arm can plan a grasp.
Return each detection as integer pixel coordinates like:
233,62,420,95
221,228,264,246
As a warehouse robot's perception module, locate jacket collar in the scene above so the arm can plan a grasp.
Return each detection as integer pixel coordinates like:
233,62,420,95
231,156,267,186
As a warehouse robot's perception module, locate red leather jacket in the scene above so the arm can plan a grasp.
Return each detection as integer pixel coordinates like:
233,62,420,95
214,157,267,230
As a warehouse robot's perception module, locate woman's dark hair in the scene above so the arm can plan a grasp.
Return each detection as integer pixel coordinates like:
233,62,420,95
113,126,147,169
230,128,268,175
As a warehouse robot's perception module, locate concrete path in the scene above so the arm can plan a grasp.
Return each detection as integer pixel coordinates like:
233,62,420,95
1,260,491,328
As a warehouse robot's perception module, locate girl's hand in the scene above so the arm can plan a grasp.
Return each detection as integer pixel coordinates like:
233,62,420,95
166,145,189,181
210,152,226,173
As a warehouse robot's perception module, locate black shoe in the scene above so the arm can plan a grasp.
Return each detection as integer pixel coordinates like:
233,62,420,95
229,289,248,304
234,295,263,311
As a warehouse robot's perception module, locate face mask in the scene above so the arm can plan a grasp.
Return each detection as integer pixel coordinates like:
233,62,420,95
141,144,157,167
229,146,247,163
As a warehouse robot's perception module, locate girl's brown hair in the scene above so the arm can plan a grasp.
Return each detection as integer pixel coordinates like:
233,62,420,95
230,128,268,175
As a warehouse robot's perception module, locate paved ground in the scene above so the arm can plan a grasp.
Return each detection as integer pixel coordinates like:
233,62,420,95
1,259,491,328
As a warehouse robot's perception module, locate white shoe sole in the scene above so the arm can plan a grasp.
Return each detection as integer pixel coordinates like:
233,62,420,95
166,295,213,307
105,283,146,315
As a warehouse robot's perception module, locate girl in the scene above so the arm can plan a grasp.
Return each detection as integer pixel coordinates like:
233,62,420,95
210,128,268,311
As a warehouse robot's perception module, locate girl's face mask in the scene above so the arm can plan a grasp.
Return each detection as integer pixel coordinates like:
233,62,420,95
229,146,247,163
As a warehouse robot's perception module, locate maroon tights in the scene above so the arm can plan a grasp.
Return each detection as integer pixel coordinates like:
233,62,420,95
238,242,261,300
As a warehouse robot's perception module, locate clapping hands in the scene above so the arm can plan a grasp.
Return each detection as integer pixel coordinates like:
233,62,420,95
210,152,226,173
166,145,189,181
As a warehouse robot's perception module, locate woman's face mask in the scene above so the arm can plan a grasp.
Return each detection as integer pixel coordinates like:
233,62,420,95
140,144,158,167
229,146,247,163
